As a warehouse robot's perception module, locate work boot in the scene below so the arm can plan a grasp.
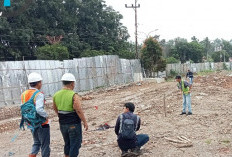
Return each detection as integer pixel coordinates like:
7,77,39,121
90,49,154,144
187,112,192,115
131,147,141,156
121,150,129,157
29,154,36,157
180,112,186,115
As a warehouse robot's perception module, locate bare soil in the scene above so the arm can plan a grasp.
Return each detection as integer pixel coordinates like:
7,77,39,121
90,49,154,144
1,71,232,157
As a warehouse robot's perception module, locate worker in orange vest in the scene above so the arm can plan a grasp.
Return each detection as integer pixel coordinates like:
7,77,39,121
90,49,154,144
21,72,50,157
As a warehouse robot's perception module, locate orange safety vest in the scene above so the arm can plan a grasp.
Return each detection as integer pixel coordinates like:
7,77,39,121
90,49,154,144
21,89,49,125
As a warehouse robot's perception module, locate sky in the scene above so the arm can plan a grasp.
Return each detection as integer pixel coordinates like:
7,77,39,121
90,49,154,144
105,0,232,43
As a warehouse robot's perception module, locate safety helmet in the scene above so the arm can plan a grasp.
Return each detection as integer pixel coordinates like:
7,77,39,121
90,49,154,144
61,73,76,82
28,72,43,83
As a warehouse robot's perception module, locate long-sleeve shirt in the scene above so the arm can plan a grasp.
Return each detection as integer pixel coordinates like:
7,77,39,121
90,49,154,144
34,90,48,118
186,71,193,78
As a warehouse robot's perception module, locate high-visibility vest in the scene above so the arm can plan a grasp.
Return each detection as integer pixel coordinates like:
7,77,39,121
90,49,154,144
21,89,48,125
181,80,190,95
21,89,40,104
53,89,76,112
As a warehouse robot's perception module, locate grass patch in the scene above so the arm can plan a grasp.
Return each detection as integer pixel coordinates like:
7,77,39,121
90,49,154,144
205,139,212,145
95,86,105,89
197,70,214,76
166,78,175,82
221,139,230,144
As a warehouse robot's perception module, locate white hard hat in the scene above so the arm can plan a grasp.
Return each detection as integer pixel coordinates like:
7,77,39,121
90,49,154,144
28,72,43,83
61,73,76,82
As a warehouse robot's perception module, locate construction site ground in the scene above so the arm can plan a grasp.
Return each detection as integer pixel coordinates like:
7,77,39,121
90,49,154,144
1,71,232,157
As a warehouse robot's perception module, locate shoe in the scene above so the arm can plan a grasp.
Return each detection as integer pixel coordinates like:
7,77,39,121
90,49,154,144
187,112,192,115
29,154,36,157
131,147,140,156
121,151,129,157
180,112,186,115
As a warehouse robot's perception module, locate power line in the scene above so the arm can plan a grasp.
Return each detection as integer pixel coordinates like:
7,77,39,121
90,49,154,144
125,0,140,59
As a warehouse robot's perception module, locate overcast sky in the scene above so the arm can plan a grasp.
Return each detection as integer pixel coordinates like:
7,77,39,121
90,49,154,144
105,0,232,43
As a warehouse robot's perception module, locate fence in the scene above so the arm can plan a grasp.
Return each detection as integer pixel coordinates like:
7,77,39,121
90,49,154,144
0,55,143,107
166,62,231,76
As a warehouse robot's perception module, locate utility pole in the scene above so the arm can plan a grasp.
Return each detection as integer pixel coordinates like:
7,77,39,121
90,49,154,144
125,0,140,59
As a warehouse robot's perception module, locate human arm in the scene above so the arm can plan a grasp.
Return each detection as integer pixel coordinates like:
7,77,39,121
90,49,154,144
136,116,141,131
115,116,120,135
73,94,88,131
35,93,48,118
52,98,58,115
177,83,182,95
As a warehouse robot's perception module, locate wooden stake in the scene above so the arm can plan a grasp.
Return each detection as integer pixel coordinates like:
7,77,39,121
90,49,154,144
164,94,167,117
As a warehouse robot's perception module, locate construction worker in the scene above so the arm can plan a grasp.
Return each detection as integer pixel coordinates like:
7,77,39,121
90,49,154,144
186,69,194,85
21,72,50,157
176,75,192,115
115,102,149,157
53,73,88,157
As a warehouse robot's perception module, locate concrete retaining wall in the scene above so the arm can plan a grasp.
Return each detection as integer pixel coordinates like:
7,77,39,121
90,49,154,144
0,55,143,107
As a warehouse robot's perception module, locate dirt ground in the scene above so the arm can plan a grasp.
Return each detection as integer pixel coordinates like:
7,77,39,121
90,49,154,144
1,71,232,157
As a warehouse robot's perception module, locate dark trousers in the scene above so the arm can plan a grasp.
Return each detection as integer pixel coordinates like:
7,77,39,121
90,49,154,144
31,125,50,157
60,123,82,157
118,134,149,151
136,134,149,148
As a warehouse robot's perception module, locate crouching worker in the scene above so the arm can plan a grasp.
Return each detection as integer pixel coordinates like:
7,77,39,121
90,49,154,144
53,73,88,157
115,102,149,157
20,72,50,157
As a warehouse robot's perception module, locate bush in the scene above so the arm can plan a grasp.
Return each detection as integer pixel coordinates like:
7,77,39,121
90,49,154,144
223,63,229,70
170,69,178,77
211,51,229,62
36,44,69,60
166,57,179,64
80,50,108,57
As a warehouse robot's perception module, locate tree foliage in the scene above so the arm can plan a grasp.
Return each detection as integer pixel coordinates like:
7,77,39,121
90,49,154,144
166,57,180,64
166,39,204,63
141,37,166,72
36,44,69,60
211,51,229,62
0,0,132,61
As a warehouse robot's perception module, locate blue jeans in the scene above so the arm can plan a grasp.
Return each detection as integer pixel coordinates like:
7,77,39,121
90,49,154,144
189,77,193,84
183,94,192,113
60,123,82,157
136,134,149,148
31,125,50,157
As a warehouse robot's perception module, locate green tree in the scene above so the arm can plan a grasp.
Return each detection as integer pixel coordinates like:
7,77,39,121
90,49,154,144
200,37,213,60
141,37,166,72
222,40,232,57
169,41,203,63
211,51,229,62
171,41,189,63
166,57,180,64
80,50,108,57
191,36,199,42
188,41,204,63
0,0,130,61
36,44,69,60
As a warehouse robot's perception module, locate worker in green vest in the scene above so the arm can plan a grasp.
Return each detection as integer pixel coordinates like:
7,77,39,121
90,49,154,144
175,75,192,115
53,73,88,157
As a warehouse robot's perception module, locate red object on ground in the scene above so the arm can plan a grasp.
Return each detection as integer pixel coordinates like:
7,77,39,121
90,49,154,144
95,106,98,110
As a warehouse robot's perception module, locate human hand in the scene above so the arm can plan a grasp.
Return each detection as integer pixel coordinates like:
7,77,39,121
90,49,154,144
84,122,88,131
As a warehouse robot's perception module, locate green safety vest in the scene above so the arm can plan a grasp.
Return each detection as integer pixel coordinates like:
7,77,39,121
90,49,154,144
181,80,190,95
53,89,76,111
